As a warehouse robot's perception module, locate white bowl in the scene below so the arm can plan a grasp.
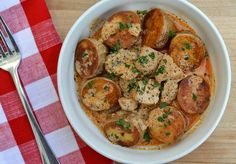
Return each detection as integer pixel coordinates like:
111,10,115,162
57,0,231,163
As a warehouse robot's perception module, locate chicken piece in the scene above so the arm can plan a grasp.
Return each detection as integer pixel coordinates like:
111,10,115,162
148,106,186,143
75,38,107,78
104,119,140,147
105,49,138,80
118,78,138,99
135,79,161,105
143,8,176,49
95,11,141,49
155,54,184,83
128,114,148,136
161,79,180,103
177,75,210,114
118,97,138,112
169,32,205,73
81,77,121,111
135,46,163,75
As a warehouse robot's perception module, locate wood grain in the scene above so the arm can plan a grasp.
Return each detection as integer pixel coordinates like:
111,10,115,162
45,0,236,163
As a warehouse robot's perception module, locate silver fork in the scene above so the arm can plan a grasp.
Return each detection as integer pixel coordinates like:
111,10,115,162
0,17,59,164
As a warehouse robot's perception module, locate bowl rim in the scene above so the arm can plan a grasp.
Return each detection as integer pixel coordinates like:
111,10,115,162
57,0,231,163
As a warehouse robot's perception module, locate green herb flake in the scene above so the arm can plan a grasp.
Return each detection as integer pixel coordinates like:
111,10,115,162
156,65,166,76
205,52,209,58
82,52,88,58
192,93,197,101
143,79,148,86
157,116,164,122
126,22,132,28
131,67,139,73
143,128,151,143
162,113,168,119
110,40,120,53
160,102,168,109
124,63,131,68
87,81,94,89
104,85,110,91
137,10,148,16
148,52,155,60
138,56,149,65
183,42,192,50
116,119,131,131
164,124,167,128
107,72,116,80
152,81,160,88
119,22,126,31
169,30,176,38
128,79,137,92
163,59,167,64
165,132,171,136
167,119,172,125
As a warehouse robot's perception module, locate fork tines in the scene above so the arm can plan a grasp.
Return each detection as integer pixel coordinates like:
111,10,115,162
0,16,19,55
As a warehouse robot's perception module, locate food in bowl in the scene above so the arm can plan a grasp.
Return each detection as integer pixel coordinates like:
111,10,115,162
74,8,214,148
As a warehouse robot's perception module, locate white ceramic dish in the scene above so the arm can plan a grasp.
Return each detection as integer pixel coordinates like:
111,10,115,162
57,0,231,163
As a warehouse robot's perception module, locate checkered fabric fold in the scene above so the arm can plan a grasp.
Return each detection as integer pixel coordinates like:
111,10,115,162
0,0,112,163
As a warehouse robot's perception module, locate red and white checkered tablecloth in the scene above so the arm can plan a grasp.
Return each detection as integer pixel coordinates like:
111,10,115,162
0,0,112,163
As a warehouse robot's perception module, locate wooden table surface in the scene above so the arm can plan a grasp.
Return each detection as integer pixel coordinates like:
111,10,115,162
46,0,236,163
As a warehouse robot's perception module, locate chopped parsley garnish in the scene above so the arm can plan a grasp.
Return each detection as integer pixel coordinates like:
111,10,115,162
157,116,165,122
116,119,131,131
152,81,160,88
183,42,192,50
156,65,165,75
128,79,137,92
107,72,116,80
148,52,155,60
131,67,139,73
119,22,126,31
184,54,190,60
119,22,132,31
160,102,168,109
138,56,149,65
143,79,148,85
192,93,197,101
137,10,148,16
104,85,110,91
169,30,176,38
163,59,167,64
87,81,94,89
124,63,131,68
143,128,151,143
165,132,171,136
167,119,172,125
82,52,88,58
109,40,120,53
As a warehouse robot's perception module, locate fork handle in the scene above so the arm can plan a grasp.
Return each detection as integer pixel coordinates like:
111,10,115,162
9,67,59,164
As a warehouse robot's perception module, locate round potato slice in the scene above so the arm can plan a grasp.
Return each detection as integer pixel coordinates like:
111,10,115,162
104,119,140,147
75,38,107,78
143,8,176,49
101,11,141,49
148,106,186,143
169,32,205,73
81,77,121,111
177,75,210,114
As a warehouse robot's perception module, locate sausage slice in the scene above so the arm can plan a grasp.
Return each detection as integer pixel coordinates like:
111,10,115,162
75,38,107,78
104,119,140,147
148,106,186,143
177,75,210,114
99,11,141,49
169,32,205,73
81,77,121,111
143,8,176,49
